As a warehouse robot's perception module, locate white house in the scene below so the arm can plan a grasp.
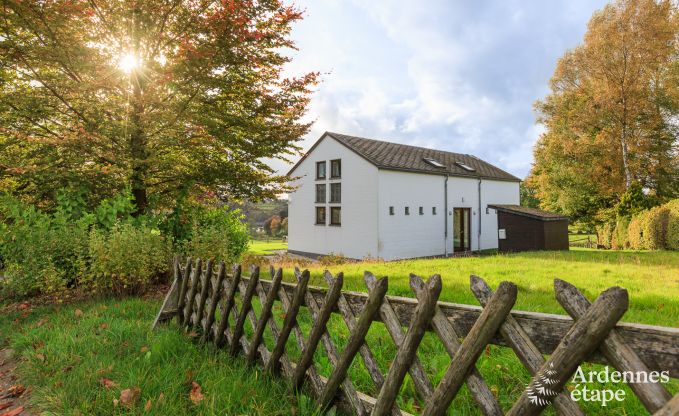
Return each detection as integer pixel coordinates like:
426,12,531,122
287,132,521,260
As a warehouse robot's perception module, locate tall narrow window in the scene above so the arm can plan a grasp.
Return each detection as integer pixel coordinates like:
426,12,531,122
432,207,437,215
330,183,341,203
389,206,394,215
315,184,326,203
330,207,341,226
405,207,410,215
330,159,342,178
419,206,424,215
316,161,326,179
315,207,326,225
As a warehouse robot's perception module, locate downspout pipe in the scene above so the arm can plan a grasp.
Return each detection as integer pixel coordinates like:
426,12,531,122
444,175,449,257
478,178,482,251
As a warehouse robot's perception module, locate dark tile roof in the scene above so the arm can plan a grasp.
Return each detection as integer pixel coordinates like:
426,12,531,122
288,132,520,182
489,204,569,221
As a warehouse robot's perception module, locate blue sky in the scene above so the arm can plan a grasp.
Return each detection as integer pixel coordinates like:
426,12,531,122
279,0,609,179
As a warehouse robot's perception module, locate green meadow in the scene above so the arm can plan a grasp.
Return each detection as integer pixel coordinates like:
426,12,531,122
2,248,678,415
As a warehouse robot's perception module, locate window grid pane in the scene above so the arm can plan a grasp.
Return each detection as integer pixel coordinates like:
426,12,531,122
316,161,326,179
330,183,341,203
330,207,341,225
433,207,437,215
405,207,410,215
419,206,424,215
316,184,326,203
331,159,341,178
316,207,326,225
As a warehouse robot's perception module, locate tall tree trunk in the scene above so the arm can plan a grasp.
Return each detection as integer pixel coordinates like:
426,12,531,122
129,7,148,215
620,98,632,190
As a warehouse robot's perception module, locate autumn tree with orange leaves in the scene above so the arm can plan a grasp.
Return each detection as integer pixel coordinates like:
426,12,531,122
0,0,317,214
529,0,679,224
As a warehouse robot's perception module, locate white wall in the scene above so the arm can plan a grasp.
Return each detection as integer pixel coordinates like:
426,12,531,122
445,176,520,252
287,136,379,259
377,171,446,260
480,179,520,249
375,173,520,259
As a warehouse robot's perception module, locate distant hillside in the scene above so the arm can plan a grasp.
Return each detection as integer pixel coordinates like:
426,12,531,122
229,199,288,231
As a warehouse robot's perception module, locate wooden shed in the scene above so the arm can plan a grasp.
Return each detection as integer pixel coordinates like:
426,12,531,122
489,204,569,252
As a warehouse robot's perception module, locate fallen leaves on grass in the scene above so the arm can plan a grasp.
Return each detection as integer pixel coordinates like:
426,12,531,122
5,386,25,398
144,399,152,411
99,378,117,389
0,403,10,410
74,309,83,318
0,406,24,416
189,381,204,405
119,387,141,409
34,353,45,362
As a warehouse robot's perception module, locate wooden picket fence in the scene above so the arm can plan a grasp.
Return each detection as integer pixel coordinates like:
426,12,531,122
152,257,679,415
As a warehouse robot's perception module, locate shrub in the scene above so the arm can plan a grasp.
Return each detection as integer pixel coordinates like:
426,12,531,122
597,222,614,248
84,223,171,294
0,197,89,297
612,217,630,250
627,215,644,250
182,207,249,263
666,199,679,250
641,205,670,250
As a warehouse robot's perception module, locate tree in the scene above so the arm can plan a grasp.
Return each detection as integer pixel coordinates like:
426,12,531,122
520,181,540,208
0,1,317,214
280,217,288,236
263,214,280,236
529,0,679,224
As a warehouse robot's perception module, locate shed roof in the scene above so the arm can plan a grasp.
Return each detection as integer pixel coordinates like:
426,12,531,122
287,132,520,182
489,204,569,221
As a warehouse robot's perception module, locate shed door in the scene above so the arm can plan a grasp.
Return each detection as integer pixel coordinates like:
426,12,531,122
453,208,471,252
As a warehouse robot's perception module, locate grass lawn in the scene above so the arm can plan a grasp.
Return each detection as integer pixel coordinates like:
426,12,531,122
0,298,321,416
247,239,288,255
2,248,678,415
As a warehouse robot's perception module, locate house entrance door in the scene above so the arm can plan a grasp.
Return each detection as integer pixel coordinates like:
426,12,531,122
453,208,471,252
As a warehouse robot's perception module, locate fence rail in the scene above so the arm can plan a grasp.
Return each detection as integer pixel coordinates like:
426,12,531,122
153,257,679,415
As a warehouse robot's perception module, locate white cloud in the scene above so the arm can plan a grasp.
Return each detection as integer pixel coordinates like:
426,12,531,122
273,0,609,179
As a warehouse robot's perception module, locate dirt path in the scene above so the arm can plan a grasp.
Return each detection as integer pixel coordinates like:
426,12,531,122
0,349,35,416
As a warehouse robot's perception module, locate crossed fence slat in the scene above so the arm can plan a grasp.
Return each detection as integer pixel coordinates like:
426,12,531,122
469,275,583,416
152,257,679,416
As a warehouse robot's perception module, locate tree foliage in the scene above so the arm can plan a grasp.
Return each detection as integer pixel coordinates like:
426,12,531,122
0,0,317,213
529,0,679,224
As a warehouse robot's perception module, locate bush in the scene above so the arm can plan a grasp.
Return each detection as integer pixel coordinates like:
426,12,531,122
641,205,670,250
182,208,249,263
597,222,614,248
0,197,89,297
612,217,630,250
627,215,644,250
83,223,171,294
666,199,679,250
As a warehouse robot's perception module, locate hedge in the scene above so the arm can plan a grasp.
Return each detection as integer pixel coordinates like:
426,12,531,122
601,198,679,251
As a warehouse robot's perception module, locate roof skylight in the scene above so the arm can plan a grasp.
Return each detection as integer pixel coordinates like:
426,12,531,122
455,161,476,172
423,157,445,168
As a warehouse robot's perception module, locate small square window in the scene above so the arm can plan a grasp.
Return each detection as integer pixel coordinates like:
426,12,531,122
432,207,437,215
405,207,410,215
389,206,394,215
330,207,341,226
330,183,341,203
315,184,326,203
330,159,341,178
315,207,326,225
419,206,424,215
316,161,326,180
